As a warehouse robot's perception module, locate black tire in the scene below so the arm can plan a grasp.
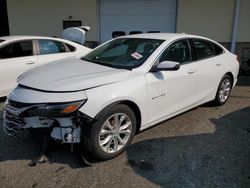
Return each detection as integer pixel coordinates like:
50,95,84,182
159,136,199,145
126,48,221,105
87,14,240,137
82,104,137,161
213,74,233,106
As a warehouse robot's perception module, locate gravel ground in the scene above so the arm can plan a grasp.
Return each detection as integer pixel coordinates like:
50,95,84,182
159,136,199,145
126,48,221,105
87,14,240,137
0,77,250,188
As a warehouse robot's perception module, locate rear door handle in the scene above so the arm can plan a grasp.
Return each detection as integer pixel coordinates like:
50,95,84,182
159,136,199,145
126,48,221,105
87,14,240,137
216,62,222,66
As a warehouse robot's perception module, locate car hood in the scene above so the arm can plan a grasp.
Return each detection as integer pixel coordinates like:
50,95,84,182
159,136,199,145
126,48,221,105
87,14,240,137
18,59,131,92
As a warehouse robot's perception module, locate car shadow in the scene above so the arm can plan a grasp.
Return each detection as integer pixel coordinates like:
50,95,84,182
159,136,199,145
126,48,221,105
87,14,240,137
126,107,250,187
0,128,88,168
0,97,6,103
0,105,250,187
0,105,89,168
237,76,250,86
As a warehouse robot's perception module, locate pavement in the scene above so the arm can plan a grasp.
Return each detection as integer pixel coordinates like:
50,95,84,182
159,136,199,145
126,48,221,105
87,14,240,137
0,77,250,188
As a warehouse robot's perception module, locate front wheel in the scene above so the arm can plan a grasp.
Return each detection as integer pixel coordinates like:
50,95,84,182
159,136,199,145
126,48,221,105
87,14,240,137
82,104,137,161
213,74,233,105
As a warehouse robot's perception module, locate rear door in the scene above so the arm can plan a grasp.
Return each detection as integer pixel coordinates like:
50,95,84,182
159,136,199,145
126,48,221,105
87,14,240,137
145,39,198,124
0,40,38,96
191,38,225,102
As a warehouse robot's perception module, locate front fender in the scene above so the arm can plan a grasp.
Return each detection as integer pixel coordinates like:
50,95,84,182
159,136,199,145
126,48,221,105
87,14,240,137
78,76,148,126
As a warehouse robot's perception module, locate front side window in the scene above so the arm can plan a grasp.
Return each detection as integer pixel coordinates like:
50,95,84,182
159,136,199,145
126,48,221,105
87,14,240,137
38,40,66,55
193,39,214,60
0,40,33,59
82,38,164,69
159,40,191,64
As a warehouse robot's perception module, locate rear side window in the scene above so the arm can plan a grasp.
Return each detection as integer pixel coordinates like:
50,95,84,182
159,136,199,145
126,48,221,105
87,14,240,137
193,39,214,60
38,40,67,55
0,40,33,59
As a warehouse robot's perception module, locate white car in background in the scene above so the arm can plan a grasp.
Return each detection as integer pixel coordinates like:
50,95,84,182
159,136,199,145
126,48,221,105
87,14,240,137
4,33,239,161
0,35,91,97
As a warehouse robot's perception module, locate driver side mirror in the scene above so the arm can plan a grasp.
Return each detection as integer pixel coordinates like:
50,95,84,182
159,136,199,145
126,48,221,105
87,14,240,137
150,61,180,72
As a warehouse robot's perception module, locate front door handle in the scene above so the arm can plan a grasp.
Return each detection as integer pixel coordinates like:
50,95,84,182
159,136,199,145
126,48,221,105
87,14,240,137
26,61,36,65
187,70,195,74
216,62,222,66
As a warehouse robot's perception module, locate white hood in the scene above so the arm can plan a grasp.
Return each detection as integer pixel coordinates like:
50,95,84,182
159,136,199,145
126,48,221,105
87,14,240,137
18,59,130,92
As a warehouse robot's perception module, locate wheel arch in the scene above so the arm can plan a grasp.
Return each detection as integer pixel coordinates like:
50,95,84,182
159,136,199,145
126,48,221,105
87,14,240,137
225,72,234,86
94,99,142,134
117,100,142,133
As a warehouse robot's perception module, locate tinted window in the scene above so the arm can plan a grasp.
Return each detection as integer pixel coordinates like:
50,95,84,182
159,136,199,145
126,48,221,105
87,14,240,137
159,40,191,63
193,39,214,60
63,20,82,29
0,40,33,59
129,31,143,35
213,43,224,55
38,40,66,55
65,43,76,52
112,31,126,38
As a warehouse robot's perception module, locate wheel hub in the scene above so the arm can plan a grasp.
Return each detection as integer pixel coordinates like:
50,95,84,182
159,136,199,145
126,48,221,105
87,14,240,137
219,78,231,103
98,113,132,153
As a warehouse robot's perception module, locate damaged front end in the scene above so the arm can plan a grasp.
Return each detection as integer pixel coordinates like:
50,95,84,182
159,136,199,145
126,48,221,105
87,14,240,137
3,99,89,143
3,84,95,166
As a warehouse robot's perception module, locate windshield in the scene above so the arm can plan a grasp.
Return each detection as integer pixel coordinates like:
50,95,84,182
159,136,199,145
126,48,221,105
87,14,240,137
82,38,164,70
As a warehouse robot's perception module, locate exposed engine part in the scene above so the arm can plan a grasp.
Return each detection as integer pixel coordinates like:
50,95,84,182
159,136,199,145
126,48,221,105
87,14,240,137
50,126,81,143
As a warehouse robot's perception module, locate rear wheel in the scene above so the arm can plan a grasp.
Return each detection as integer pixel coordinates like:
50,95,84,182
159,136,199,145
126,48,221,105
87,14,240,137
213,74,233,105
82,104,136,161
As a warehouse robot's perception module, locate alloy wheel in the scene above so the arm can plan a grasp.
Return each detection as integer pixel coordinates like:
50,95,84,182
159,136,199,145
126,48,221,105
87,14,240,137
218,78,231,103
99,113,132,153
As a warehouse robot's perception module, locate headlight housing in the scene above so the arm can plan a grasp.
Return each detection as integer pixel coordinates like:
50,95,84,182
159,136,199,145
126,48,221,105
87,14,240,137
26,100,86,117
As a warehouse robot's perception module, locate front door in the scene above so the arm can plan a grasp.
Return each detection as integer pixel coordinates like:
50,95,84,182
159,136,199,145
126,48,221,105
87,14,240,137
145,39,198,124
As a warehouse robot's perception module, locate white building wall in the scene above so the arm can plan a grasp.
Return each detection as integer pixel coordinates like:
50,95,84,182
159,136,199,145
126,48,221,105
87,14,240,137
7,0,98,41
176,0,235,42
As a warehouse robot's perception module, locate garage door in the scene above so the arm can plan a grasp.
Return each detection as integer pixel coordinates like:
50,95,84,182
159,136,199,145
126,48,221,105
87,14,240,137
100,0,177,42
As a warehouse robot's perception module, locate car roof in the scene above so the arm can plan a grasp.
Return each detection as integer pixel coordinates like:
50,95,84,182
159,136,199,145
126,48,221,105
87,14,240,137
0,35,89,49
119,33,212,41
0,35,79,44
0,35,59,41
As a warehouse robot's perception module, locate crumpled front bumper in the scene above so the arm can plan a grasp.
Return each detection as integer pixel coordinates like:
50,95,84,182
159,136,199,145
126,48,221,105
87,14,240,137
3,106,26,138
3,85,90,143
3,100,82,143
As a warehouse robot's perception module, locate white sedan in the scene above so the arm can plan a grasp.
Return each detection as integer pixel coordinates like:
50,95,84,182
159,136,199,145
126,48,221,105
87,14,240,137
4,33,239,161
0,36,91,97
